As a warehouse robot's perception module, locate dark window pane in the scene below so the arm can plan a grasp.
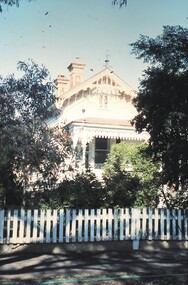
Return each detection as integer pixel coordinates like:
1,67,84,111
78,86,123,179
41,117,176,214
95,138,108,149
95,150,108,164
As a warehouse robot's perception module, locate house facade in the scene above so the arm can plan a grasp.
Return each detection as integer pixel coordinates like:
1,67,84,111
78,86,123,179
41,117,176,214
50,58,149,178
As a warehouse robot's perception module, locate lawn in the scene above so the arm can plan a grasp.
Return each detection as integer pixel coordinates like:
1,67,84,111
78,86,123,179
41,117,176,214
1,273,187,285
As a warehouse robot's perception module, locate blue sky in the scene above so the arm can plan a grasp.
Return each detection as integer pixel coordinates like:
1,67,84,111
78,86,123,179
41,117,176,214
0,0,187,89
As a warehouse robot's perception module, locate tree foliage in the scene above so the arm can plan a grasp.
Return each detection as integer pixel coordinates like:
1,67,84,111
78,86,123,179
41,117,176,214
112,0,127,8
102,142,161,208
131,26,188,190
41,143,161,210
0,0,127,13
0,60,71,207
42,172,104,210
0,0,32,12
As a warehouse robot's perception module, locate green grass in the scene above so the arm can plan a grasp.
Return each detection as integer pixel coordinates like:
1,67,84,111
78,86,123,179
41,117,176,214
1,273,187,285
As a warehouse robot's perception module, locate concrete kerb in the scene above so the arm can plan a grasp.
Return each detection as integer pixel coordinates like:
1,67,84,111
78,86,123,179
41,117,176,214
0,240,187,255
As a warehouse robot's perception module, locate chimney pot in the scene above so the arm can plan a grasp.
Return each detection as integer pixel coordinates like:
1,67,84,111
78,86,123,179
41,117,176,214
68,58,86,89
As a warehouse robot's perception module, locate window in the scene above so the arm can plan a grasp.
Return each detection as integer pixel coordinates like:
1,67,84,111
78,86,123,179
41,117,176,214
98,95,108,108
95,138,110,167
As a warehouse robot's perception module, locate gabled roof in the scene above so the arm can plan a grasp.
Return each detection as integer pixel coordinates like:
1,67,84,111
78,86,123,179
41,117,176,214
59,67,135,103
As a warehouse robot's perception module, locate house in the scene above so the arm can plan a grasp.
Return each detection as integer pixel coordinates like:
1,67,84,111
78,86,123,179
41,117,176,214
50,58,149,178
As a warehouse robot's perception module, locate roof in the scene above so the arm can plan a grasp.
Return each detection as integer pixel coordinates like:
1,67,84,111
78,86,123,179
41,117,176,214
71,117,132,127
58,68,136,104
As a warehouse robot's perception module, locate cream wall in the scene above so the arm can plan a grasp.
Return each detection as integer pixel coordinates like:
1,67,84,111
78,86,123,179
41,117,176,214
60,92,137,124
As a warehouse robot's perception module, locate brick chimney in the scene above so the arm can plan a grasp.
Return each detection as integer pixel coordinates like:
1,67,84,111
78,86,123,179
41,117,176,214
55,75,69,98
67,57,86,89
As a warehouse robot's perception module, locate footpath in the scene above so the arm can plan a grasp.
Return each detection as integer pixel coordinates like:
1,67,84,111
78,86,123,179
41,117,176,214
0,245,187,284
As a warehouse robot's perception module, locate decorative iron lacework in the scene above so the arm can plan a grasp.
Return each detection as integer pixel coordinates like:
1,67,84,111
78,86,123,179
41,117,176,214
72,126,149,146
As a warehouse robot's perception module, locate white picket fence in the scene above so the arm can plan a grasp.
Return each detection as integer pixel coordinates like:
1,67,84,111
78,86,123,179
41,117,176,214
0,208,187,244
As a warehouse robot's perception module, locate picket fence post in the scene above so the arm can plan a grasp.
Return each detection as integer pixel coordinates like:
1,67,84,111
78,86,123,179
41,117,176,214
0,210,5,244
90,209,95,242
59,209,64,242
184,209,188,241
154,208,159,239
108,208,113,240
132,208,140,250
96,209,100,241
84,209,89,242
39,210,45,243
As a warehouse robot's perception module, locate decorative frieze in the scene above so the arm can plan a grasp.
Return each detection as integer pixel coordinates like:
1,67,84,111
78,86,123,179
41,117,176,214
72,126,148,147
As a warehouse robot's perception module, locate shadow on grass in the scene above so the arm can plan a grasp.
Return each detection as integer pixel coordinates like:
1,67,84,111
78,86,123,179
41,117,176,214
0,244,187,284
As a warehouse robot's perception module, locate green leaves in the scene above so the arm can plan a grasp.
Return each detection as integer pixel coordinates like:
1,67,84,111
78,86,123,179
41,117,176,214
0,60,70,207
131,26,188,74
102,142,161,208
0,0,32,13
103,142,137,178
131,26,188,190
42,172,104,209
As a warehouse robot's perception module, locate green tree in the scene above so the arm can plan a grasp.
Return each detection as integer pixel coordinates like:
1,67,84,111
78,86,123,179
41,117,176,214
102,142,137,178
102,142,161,208
103,170,140,208
0,60,70,207
131,25,188,191
42,172,104,209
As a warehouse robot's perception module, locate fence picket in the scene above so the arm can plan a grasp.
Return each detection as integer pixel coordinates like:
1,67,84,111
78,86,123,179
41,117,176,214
108,209,113,241
160,209,164,239
0,208,187,245
135,209,140,240
25,210,31,243
71,209,76,242
52,210,58,243
78,209,83,242
166,209,170,240
96,209,100,241
12,210,18,243
102,209,107,241
119,209,124,241
184,209,188,240
59,209,64,242
0,210,5,244
46,209,51,243
142,208,147,239
130,209,135,240
90,209,95,242
39,210,45,243
33,209,38,243
125,208,129,240
172,209,176,240
148,208,153,240
65,209,70,243
154,208,159,239
19,209,25,243
84,209,89,242
6,210,11,244
178,209,182,240
131,208,139,240
114,208,119,240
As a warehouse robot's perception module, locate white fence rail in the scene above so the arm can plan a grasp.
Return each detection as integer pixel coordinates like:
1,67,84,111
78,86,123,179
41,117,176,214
0,208,187,244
